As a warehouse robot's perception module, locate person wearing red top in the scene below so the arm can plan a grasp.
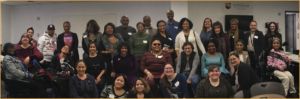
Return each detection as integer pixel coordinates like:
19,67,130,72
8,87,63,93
140,38,173,97
14,33,43,72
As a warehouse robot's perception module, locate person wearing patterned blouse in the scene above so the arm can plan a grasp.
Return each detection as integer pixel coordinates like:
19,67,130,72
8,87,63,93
100,74,129,98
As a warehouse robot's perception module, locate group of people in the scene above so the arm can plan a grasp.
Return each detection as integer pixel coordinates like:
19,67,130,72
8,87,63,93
1,9,297,98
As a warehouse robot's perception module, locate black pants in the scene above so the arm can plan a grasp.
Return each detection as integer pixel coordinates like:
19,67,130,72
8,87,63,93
41,61,51,69
96,76,107,97
248,52,258,70
52,77,69,98
14,78,48,98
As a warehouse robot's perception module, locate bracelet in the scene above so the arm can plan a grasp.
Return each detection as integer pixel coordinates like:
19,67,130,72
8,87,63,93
146,71,150,75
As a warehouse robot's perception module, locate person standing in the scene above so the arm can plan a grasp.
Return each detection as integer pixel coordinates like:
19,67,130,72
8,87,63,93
200,18,213,43
143,16,157,38
115,16,137,42
166,10,182,44
27,27,37,47
227,18,245,51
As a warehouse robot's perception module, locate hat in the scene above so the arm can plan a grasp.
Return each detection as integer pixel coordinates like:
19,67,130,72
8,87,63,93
47,24,55,30
2,43,14,55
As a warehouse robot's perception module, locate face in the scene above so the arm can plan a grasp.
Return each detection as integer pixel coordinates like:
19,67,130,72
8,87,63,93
229,55,240,67
214,26,220,34
164,64,174,76
76,62,86,75
158,22,166,33
89,43,97,54
114,76,125,88
7,47,15,55
137,24,144,33
88,24,94,33
270,23,276,32
63,23,70,33
48,29,55,35
250,22,257,32
231,22,237,30
184,45,192,55
208,67,221,80
21,36,30,44
272,40,280,50
166,10,174,20
151,40,161,52
121,17,129,26
27,30,34,39
143,17,151,27
208,42,216,53
236,42,244,52
121,46,128,56
61,45,69,54
106,25,114,35
204,19,211,28
135,80,145,92
182,21,189,30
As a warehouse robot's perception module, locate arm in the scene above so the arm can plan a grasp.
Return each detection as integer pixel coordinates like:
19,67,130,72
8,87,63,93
259,32,265,54
31,47,44,61
100,86,108,98
37,36,44,53
238,66,251,91
175,34,180,57
188,53,200,80
82,37,89,54
3,57,30,79
131,55,138,75
175,53,182,73
128,35,134,54
112,56,118,73
56,34,63,52
69,78,82,98
71,33,79,53
195,31,206,54
201,55,208,77
140,54,147,72
219,53,229,74
92,77,99,98
246,52,251,66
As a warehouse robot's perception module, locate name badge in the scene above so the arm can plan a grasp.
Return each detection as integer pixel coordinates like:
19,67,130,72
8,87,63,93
232,36,234,38
109,94,115,98
254,36,258,39
174,26,178,29
83,35,87,38
118,58,120,61
146,29,149,34
143,40,147,43
168,38,172,40
128,32,132,35
157,55,163,58
174,81,179,87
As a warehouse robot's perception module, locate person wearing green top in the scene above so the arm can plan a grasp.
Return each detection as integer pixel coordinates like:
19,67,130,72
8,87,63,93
129,22,151,77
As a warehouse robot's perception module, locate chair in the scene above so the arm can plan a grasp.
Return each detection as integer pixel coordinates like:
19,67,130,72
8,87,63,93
250,82,285,97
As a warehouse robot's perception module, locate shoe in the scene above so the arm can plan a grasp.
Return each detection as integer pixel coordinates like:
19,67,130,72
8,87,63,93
290,93,298,98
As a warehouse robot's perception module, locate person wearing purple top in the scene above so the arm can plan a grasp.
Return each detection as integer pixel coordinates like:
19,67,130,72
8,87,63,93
111,42,138,88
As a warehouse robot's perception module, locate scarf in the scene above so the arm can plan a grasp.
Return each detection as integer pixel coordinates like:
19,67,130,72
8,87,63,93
228,29,239,50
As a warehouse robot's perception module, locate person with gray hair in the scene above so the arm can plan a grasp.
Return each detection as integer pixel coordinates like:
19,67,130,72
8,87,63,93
115,15,137,41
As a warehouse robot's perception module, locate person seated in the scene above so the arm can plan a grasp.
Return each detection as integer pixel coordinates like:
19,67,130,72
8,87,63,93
196,65,234,98
176,42,200,93
228,39,250,76
229,52,260,98
100,74,129,98
160,63,188,98
69,60,98,98
2,42,47,98
127,77,154,98
84,42,106,96
267,37,297,98
112,42,138,88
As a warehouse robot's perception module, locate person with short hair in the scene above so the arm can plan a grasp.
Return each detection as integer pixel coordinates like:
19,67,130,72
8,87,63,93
227,18,245,51
27,27,37,46
127,77,154,98
37,24,57,69
166,10,182,44
115,16,137,42
143,16,157,38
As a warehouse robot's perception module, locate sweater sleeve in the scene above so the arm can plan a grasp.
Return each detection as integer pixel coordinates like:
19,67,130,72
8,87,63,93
175,53,182,73
37,36,44,53
174,33,180,51
128,35,134,54
3,56,29,79
219,53,229,74
194,31,206,54
100,85,109,98
31,46,43,61
69,77,82,98
188,53,200,80
201,55,208,77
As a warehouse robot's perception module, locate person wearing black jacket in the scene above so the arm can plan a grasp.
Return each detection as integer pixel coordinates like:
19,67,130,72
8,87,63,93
57,21,79,65
227,18,245,51
229,52,260,98
82,20,102,59
244,21,265,69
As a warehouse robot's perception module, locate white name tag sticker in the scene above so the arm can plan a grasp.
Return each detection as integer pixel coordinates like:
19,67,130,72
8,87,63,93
143,40,147,43
109,94,115,98
254,36,258,39
83,35,87,38
128,32,132,35
174,81,179,87
157,55,163,58
174,26,178,29
169,38,172,40
232,36,234,38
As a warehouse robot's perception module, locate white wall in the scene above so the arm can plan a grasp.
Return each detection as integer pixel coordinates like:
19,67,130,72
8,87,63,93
171,1,188,21
1,5,11,44
188,1,299,47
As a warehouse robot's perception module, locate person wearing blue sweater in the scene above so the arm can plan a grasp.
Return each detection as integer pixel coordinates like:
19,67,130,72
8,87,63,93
160,63,188,98
201,39,229,78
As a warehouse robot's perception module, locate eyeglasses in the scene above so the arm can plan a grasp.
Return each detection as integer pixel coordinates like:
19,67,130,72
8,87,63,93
153,43,161,46
164,67,173,70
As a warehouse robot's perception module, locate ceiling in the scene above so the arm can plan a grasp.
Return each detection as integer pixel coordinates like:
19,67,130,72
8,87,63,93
1,1,73,6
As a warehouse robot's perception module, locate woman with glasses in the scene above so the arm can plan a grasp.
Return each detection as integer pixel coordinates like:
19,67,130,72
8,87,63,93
140,38,173,97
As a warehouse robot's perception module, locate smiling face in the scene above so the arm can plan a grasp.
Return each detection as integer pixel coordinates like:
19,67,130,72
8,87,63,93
182,20,189,30
250,22,257,32
76,62,86,75
184,45,192,55
89,43,97,54
214,25,220,35
166,10,174,20
121,46,128,56
230,22,238,30
229,55,240,68
164,64,174,76
208,67,221,80
272,39,280,50
114,76,125,89
137,24,144,33
106,25,114,35
204,18,211,28
63,23,70,33
270,23,276,32
158,22,166,33
27,30,34,39
207,42,216,53
61,45,70,54
135,80,145,93
236,42,244,52
151,40,161,52
21,36,30,44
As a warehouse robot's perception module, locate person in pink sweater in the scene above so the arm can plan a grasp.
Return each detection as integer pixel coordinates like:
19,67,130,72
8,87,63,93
267,37,297,98
14,33,43,72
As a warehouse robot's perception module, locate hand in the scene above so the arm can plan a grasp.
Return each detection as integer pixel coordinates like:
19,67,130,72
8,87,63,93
71,51,74,57
146,73,154,81
249,42,252,46
30,73,34,79
40,61,44,64
160,74,164,79
111,72,115,78
167,49,174,54
95,80,98,84
289,59,292,64
175,58,178,62
67,71,71,76
108,47,114,54
187,80,191,84
24,56,30,65
162,49,168,52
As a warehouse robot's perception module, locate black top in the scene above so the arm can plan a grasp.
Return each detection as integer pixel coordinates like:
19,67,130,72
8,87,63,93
49,53,74,75
244,30,265,55
184,34,189,42
115,26,137,42
153,32,174,49
57,32,79,65
196,77,234,98
84,54,105,78
230,62,260,98
229,30,245,51
69,75,98,98
127,90,154,98
265,33,282,49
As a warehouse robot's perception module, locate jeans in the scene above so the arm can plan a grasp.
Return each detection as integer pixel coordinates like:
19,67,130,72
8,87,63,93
182,73,200,93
